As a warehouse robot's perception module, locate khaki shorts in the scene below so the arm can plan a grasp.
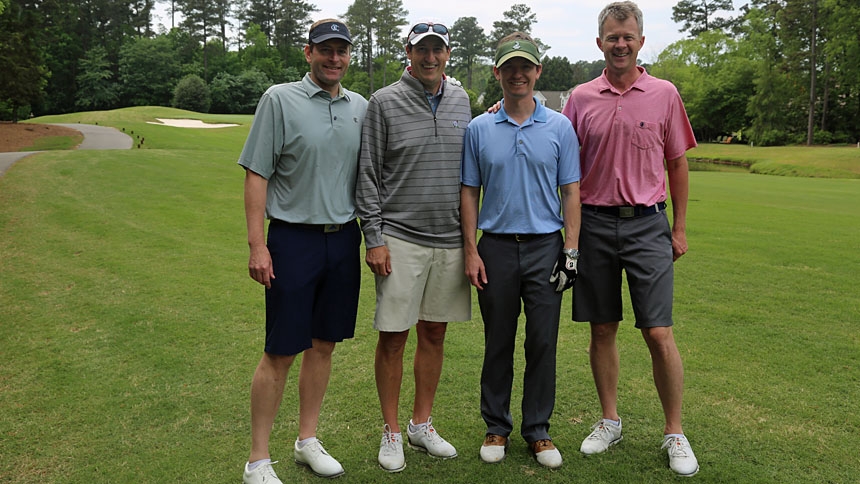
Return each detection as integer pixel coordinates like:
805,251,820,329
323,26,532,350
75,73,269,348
373,234,472,332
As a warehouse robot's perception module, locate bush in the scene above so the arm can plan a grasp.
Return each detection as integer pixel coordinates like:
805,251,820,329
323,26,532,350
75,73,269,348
813,129,833,145
172,74,211,113
753,129,791,147
209,69,272,114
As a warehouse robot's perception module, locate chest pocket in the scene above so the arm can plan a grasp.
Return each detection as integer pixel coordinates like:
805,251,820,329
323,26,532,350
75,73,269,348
631,120,661,150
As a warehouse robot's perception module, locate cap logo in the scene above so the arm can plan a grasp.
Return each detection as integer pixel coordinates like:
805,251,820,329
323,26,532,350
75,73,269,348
513,41,521,50
331,24,340,32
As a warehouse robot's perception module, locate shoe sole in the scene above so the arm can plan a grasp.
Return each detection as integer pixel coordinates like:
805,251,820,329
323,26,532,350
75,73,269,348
580,435,623,455
378,461,406,473
673,465,699,477
407,441,458,459
294,460,345,479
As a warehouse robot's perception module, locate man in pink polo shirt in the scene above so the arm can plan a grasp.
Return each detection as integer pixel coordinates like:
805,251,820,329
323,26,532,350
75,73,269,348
561,1,699,477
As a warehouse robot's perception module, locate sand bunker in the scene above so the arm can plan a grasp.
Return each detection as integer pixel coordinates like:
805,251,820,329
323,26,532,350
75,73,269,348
147,118,239,128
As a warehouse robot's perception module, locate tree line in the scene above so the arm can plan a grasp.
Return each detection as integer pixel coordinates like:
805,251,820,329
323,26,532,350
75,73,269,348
1,0,858,146
657,0,859,145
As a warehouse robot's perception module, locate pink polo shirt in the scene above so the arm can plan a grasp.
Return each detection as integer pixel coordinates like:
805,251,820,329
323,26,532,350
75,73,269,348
562,67,696,207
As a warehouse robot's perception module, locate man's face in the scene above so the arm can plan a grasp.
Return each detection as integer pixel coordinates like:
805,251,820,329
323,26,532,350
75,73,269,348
494,57,542,101
406,36,450,92
597,16,644,76
304,39,351,93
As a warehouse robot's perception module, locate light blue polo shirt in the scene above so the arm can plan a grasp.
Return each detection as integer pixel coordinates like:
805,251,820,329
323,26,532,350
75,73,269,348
238,73,368,224
461,98,580,234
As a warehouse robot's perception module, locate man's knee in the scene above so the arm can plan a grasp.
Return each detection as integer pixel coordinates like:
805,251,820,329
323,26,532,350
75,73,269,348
377,330,409,355
417,321,447,347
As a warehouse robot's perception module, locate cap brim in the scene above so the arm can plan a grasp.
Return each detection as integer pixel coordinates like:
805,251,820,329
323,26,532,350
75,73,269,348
312,33,352,44
495,51,541,68
408,31,449,46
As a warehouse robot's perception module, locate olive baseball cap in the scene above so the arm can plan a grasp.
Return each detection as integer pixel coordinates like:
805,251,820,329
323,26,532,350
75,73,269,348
494,38,541,67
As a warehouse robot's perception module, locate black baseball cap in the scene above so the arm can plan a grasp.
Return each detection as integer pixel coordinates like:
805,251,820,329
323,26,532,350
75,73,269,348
309,21,352,45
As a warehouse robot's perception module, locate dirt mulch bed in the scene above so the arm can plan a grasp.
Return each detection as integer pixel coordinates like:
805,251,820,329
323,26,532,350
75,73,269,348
0,122,82,152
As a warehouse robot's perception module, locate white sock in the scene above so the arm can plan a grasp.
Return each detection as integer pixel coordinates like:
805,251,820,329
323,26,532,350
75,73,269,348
604,418,621,428
297,436,317,448
409,419,427,432
247,458,271,471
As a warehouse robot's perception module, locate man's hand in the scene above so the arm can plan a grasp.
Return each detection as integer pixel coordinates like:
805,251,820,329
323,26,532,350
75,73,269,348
549,250,578,292
365,245,392,276
248,244,275,288
465,251,488,290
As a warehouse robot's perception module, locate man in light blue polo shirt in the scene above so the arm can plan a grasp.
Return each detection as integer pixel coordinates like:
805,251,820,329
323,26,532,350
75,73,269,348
238,18,367,484
460,32,581,469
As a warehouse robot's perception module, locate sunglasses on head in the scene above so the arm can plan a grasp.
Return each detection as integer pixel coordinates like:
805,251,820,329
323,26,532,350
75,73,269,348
411,23,449,35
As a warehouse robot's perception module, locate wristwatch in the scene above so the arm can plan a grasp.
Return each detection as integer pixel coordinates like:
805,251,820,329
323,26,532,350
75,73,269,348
563,248,580,259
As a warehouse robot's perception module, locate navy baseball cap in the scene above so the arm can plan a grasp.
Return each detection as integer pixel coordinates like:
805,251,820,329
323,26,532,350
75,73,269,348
309,21,352,44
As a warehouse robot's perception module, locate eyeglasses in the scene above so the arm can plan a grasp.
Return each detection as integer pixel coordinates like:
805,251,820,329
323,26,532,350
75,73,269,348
410,23,449,36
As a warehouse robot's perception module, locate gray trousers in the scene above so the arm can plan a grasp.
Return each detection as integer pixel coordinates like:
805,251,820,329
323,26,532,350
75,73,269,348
477,232,563,443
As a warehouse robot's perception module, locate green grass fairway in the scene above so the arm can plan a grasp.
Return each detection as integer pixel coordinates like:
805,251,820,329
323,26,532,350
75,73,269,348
689,142,860,178
1,108,858,483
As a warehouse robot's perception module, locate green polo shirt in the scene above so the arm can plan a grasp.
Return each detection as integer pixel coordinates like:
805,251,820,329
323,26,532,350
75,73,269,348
238,73,368,224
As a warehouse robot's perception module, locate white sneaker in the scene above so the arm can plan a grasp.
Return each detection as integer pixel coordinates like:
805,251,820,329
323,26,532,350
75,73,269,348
378,424,406,472
580,419,623,455
243,460,283,484
479,434,508,463
294,438,345,478
662,435,699,477
406,417,458,459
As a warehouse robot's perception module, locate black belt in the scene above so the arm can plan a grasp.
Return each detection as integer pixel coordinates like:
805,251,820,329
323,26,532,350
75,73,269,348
582,202,666,218
482,232,555,243
269,219,354,233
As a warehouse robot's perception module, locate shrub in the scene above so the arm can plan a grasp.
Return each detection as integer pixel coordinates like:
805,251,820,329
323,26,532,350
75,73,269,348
813,129,833,145
209,69,272,114
753,129,791,147
172,74,211,113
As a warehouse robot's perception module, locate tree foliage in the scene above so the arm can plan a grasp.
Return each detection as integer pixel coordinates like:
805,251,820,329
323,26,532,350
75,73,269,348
118,36,183,107
449,16,489,90
536,56,575,91
490,4,549,54
672,0,736,37
651,0,860,145
342,0,408,94
1,0,858,145
210,68,272,114
0,0,49,121
75,46,121,111
172,74,211,112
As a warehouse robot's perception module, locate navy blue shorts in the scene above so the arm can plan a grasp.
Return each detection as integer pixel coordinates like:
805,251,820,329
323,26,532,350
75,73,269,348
264,219,361,355
572,209,674,328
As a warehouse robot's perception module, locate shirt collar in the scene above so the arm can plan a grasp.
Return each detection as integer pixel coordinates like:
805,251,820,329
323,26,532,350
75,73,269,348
301,72,350,101
406,66,446,97
493,96,547,125
597,65,649,95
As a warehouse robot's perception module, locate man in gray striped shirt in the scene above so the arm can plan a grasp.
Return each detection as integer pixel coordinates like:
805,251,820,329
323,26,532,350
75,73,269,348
355,21,473,473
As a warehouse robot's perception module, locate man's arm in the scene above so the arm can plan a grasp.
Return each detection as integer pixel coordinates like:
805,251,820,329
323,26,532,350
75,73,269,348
666,154,689,261
548,181,582,292
244,169,275,288
460,184,487,290
560,181,581,251
355,99,392,276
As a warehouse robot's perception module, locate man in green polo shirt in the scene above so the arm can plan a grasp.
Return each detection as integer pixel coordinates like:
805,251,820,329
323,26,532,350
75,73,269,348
238,18,368,484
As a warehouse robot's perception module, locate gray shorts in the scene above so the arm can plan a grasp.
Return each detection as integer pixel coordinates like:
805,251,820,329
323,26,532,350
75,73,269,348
373,234,472,332
572,208,674,328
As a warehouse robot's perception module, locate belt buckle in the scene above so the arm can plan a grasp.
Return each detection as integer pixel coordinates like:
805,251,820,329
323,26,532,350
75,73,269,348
323,224,341,233
619,206,635,218
515,234,526,243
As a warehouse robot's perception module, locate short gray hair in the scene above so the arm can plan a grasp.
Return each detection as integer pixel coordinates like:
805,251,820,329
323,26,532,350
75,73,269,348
598,1,644,38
